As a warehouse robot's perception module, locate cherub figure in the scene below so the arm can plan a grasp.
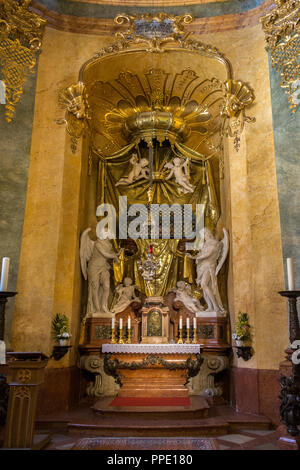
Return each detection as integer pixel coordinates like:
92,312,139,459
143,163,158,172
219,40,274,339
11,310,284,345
164,157,195,194
116,154,149,186
111,278,140,314
170,281,203,315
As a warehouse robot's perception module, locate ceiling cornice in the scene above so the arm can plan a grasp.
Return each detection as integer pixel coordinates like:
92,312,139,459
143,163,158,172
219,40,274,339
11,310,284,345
30,0,275,35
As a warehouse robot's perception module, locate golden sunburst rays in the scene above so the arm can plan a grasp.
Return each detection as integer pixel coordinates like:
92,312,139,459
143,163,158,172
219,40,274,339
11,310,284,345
88,69,224,156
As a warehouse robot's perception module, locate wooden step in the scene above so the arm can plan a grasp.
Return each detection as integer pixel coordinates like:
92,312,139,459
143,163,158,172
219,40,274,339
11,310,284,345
67,420,229,437
118,389,189,397
92,396,209,419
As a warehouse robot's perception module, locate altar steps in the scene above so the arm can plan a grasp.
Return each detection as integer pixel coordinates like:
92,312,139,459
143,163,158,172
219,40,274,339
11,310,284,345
36,402,273,438
67,415,273,438
67,419,229,437
92,396,210,419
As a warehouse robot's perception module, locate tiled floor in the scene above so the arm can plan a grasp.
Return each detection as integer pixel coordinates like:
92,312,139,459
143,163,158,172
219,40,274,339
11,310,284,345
43,429,281,450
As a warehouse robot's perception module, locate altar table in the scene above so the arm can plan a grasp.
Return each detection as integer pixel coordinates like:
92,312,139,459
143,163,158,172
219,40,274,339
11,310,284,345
102,343,202,399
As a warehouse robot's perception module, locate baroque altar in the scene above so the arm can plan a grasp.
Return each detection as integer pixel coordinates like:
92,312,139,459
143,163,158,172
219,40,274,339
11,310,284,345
70,12,251,402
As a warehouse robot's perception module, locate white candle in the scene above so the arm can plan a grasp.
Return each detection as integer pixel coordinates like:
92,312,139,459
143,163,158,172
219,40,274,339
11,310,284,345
0,257,10,291
193,317,196,329
128,316,131,329
179,316,182,329
119,318,123,330
186,317,190,329
0,340,5,365
287,258,295,290
112,318,115,330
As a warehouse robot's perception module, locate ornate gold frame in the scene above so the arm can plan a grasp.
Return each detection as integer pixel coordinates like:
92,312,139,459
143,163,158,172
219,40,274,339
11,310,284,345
57,13,255,156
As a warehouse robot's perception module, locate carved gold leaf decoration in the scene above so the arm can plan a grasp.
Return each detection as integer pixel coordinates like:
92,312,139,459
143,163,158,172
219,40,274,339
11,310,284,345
221,79,255,152
261,0,300,112
114,12,194,52
57,82,90,153
87,69,224,158
0,0,46,122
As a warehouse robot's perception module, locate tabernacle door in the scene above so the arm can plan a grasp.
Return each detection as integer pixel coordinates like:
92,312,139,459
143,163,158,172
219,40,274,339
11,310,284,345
141,297,170,344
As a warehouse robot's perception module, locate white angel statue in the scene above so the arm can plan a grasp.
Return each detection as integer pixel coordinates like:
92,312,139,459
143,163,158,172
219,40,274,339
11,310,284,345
170,281,203,315
164,157,195,194
80,227,121,318
188,228,229,315
115,153,149,186
111,277,141,314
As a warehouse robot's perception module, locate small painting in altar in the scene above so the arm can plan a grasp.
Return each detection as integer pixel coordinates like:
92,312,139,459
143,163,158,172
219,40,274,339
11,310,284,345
147,309,162,336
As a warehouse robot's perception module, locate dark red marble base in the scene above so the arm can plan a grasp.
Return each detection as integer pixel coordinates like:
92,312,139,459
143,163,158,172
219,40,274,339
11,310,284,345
36,366,84,416
230,367,281,425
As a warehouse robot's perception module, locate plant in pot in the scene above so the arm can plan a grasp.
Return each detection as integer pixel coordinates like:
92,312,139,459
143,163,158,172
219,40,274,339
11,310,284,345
232,311,251,347
52,313,71,346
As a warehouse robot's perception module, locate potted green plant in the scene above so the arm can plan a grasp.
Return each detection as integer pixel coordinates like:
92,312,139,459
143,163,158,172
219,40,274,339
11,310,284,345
52,313,71,346
232,311,251,347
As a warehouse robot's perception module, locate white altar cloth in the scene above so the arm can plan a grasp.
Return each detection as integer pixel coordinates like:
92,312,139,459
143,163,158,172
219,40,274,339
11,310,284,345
102,344,201,354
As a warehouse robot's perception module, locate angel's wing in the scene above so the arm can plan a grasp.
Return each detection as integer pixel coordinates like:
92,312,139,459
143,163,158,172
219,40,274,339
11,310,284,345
80,228,94,280
215,228,229,276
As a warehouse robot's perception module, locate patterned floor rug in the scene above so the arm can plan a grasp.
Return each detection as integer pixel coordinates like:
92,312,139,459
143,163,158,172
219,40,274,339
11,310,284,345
71,437,219,450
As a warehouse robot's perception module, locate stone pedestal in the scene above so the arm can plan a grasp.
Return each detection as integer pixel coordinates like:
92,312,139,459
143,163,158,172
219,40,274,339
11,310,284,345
4,352,49,449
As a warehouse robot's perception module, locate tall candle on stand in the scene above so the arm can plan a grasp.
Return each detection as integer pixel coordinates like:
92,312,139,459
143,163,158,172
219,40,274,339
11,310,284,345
186,317,190,330
193,317,196,329
0,257,10,291
287,258,295,290
128,316,131,329
119,318,123,330
179,316,182,329
111,317,115,330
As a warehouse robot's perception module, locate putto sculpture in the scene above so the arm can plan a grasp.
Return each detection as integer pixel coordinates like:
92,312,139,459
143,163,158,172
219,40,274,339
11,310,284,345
115,154,149,186
111,277,141,314
170,281,203,315
188,228,229,316
164,157,195,194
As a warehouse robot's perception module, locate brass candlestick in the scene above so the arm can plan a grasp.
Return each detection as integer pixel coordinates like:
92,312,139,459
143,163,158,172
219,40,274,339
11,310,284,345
186,328,190,344
127,327,131,344
177,328,183,344
118,328,124,344
192,327,197,344
111,328,116,344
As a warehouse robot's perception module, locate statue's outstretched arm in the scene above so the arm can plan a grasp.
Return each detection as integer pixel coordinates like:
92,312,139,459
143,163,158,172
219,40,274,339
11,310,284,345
95,242,118,260
165,168,174,180
195,244,216,261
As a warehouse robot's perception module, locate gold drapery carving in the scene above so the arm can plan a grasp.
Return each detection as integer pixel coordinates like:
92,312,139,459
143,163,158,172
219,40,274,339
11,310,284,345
99,139,219,297
112,238,196,297
94,141,220,226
